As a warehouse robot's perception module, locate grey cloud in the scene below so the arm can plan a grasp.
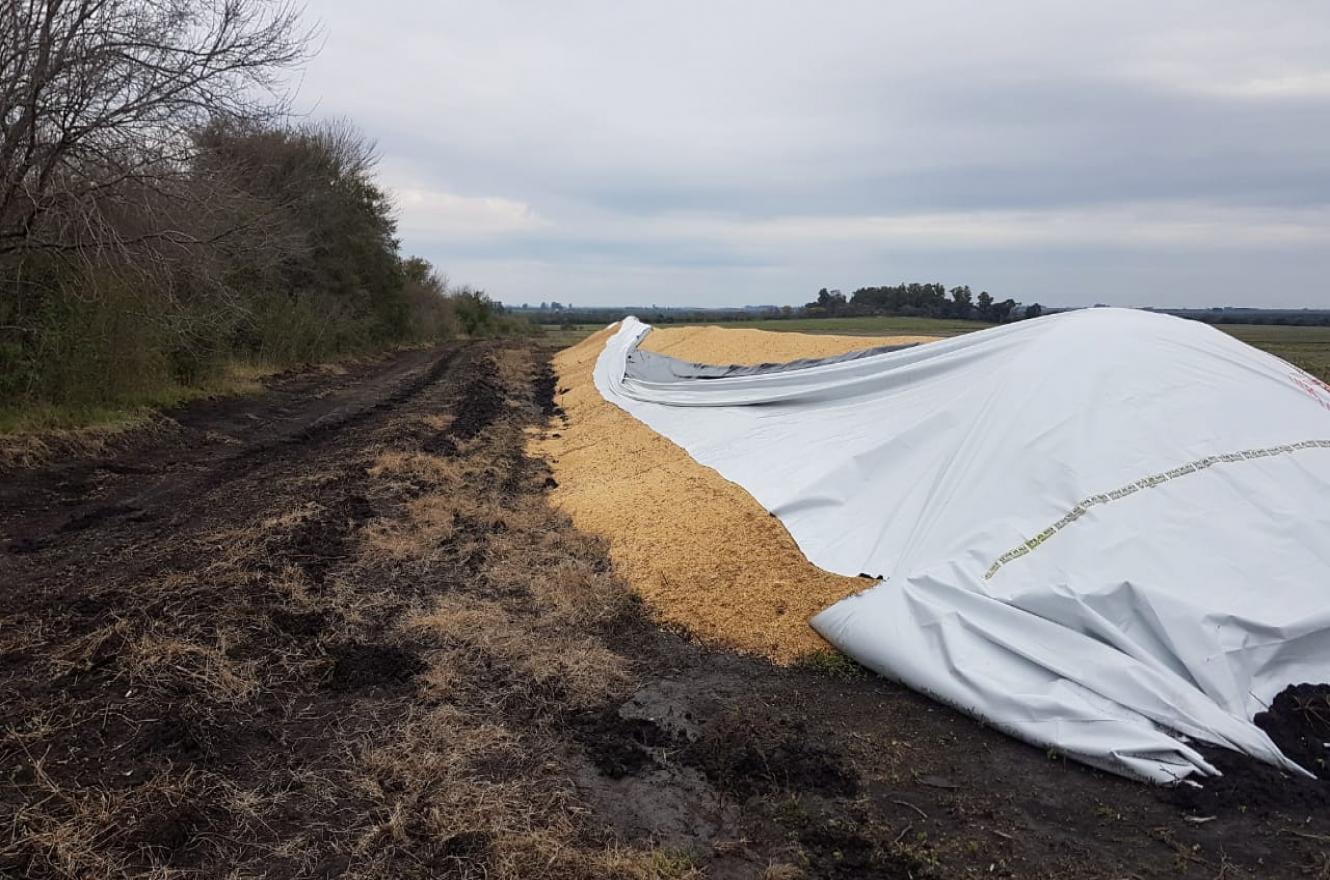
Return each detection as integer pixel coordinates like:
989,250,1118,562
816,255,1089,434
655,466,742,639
297,1,1330,307
414,234,777,271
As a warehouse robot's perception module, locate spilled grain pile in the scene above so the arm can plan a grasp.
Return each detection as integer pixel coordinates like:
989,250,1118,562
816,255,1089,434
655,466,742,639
637,323,935,365
533,323,937,662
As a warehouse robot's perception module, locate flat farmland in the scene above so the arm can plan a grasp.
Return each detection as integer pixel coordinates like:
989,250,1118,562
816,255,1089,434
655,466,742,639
1220,323,1330,383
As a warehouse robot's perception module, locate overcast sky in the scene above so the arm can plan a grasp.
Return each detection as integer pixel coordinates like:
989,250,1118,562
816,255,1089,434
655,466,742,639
297,2,1330,308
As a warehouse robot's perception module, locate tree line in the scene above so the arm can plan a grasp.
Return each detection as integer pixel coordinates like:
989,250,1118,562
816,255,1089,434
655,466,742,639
0,0,519,425
1155,309,1330,328
807,285,1040,322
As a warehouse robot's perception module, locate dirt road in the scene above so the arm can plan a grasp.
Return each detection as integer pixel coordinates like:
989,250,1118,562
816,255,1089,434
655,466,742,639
2,341,1326,879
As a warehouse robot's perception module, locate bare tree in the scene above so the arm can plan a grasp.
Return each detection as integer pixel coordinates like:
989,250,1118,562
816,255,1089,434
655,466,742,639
0,0,311,259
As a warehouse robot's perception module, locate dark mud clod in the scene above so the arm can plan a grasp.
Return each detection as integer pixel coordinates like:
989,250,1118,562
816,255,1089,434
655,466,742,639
1163,682,1330,813
574,711,675,778
684,713,859,799
1256,682,1330,775
285,491,374,583
423,369,508,455
327,642,426,691
532,364,564,419
271,609,328,639
129,802,210,860
138,717,203,759
59,503,142,533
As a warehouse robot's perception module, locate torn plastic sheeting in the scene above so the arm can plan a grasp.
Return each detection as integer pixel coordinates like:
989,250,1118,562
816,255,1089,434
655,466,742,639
592,309,1330,783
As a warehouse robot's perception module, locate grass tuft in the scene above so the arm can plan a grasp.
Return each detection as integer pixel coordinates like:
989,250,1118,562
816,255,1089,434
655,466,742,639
791,648,870,681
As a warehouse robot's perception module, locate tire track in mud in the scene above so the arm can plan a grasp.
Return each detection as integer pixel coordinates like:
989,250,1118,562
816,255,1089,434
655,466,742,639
0,346,461,565
0,342,498,877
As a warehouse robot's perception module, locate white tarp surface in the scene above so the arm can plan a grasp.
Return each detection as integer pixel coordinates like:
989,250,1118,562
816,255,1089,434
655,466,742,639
592,308,1330,782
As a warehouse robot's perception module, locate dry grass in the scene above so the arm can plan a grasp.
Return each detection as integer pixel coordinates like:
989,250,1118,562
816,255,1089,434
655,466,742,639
122,631,259,704
492,345,533,390
0,412,170,472
338,351,706,878
367,448,465,483
379,383,639,708
350,698,701,878
413,595,631,710
361,450,471,559
6,747,228,879
0,358,272,442
3,344,707,879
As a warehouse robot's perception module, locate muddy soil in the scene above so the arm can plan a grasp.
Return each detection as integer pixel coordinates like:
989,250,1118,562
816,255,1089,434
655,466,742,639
2,341,1327,879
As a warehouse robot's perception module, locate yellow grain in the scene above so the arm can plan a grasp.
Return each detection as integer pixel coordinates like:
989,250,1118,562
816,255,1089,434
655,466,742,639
532,323,937,663
638,324,936,365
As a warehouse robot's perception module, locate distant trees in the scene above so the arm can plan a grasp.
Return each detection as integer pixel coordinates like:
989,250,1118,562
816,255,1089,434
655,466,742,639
1189,310,1330,327
949,286,973,319
452,288,497,336
804,288,848,314
805,282,1021,322
976,291,993,319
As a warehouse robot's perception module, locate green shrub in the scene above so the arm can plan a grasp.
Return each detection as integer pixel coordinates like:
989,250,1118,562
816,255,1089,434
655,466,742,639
0,119,529,433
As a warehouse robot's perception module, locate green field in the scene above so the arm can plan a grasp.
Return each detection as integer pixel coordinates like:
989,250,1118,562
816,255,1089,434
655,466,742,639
1217,324,1330,383
538,323,607,348
543,316,1330,383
